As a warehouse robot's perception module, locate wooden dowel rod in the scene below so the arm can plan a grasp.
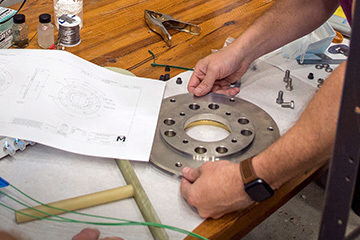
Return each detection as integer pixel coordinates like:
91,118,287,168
15,185,134,223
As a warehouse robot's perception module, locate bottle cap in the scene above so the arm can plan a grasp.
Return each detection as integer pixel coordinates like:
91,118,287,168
39,13,51,23
13,14,25,24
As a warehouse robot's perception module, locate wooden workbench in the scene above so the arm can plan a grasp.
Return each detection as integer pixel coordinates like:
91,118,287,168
9,0,327,239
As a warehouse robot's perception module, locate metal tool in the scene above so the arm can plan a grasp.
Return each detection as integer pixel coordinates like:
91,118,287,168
150,93,279,176
145,10,200,46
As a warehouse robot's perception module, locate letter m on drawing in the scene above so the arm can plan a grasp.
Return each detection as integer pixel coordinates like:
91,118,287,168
116,135,126,142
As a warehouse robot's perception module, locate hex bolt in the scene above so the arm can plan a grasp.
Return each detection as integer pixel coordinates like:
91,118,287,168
276,90,284,104
285,78,293,91
283,70,291,83
281,100,295,109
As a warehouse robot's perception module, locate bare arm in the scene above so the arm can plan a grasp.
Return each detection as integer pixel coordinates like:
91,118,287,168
253,62,346,190
188,0,339,96
181,61,345,218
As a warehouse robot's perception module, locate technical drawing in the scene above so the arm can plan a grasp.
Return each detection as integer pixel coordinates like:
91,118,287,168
20,68,49,100
52,80,103,118
0,69,12,92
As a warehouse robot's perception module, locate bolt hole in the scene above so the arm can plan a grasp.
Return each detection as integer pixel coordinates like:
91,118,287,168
183,139,189,144
238,118,250,124
229,98,235,102
164,130,176,137
189,103,200,110
231,139,237,143
226,112,231,116
170,98,176,103
241,129,253,136
208,103,219,110
175,162,182,167
267,127,274,131
163,118,175,125
195,146,207,154
179,112,185,116
216,146,228,154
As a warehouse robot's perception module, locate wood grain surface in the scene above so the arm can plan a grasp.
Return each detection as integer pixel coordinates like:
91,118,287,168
10,0,328,239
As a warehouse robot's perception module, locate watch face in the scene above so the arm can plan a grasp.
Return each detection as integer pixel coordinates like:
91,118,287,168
245,179,274,202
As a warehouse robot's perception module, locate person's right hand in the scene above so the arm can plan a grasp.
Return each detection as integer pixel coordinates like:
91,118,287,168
188,43,252,97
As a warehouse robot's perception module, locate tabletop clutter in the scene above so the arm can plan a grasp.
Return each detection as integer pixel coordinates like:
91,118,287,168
0,0,83,50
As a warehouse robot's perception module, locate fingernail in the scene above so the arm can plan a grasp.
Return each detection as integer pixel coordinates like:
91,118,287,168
182,167,190,174
194,87,203,94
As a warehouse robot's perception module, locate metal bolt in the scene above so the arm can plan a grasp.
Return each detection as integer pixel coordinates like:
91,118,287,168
281,100,295,109
285,78,293,91
276,91,284,104
176,77,182,84
283,70,291,83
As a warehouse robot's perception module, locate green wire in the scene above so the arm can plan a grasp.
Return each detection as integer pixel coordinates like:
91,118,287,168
148,50,194,71
0,186,208,240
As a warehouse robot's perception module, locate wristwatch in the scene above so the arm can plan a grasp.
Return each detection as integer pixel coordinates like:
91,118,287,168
240,157,274,202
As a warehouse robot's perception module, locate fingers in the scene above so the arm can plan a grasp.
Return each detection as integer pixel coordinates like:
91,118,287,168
182,167,200,182
188,60,218,96
72,228,100,240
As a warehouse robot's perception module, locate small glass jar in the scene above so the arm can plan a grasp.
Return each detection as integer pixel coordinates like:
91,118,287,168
11,14,29,48
37,13,55,49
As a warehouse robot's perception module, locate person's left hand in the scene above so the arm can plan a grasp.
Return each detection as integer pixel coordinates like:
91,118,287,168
72,228,124,240
180,160,253,219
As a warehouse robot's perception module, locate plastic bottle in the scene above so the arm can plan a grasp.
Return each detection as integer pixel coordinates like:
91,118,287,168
11,14,29,48
37,13,54,49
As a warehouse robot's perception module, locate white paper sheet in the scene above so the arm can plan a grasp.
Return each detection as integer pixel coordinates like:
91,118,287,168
0,49,165,161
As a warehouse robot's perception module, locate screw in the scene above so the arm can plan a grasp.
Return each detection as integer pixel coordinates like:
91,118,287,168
285,78,293,91
307,73,314,80
176,77,182,84
281,100,295,109
283,70,291,83
276,91,284,104
164,73,170,80
159,75,165,80
165,65,170,72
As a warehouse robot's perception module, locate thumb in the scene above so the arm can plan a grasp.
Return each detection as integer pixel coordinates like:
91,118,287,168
182,167,201,183
193,68,217,96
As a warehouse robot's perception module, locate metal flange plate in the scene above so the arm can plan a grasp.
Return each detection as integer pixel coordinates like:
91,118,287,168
150,93,280,176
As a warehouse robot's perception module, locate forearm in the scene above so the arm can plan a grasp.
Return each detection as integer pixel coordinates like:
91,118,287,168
232,0,339,62
253,62,346,189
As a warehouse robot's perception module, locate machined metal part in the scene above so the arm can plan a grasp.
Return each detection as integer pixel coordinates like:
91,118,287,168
276,90,284,104
325,67,333,73
283,70,291,83
144,10,201,47
281,100,295,109
150,93,280,176
285,78,293,91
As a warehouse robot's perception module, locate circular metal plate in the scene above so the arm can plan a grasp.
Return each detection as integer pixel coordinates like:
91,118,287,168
150,93,280,176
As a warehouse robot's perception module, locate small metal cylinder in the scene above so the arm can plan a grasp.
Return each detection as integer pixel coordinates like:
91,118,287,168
276,90,284,104
283,70,291,83
281,100,295,109
285,78,293,91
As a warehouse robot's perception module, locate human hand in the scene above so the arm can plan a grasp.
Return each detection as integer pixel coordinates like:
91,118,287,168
180,160,253,219
72,228,124,240
188,44,252,97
